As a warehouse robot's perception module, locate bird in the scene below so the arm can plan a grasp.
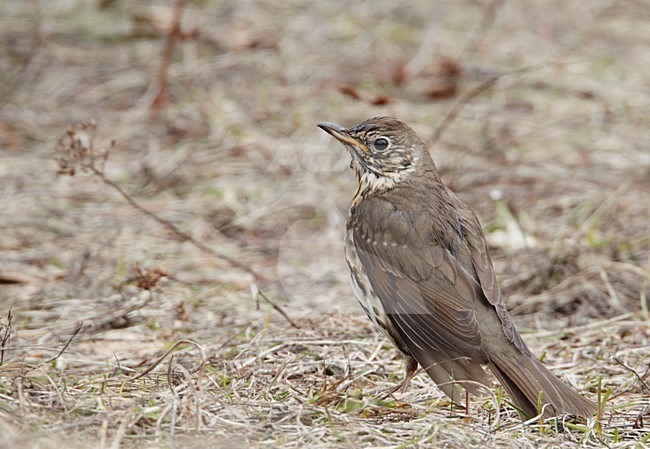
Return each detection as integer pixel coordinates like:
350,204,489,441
318,116,596,419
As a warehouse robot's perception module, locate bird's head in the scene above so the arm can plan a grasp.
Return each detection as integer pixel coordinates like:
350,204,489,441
318,116,428,193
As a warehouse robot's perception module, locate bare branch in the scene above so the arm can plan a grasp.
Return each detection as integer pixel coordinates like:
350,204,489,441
47,322,83,364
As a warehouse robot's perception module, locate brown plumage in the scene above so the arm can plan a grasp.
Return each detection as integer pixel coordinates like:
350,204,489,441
318,116,596,419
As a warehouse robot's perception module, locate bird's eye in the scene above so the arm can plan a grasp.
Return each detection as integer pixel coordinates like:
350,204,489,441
373,137,390,151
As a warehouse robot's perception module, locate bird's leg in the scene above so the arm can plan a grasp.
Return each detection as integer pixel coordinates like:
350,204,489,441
400,355,419,393
381,355,418,398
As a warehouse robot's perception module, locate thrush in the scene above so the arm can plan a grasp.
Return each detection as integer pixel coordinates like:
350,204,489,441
318,116,596,419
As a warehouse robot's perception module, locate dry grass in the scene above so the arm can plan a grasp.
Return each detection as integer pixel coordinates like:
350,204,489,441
1,0,649,448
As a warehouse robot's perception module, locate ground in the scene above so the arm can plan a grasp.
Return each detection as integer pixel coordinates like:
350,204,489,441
0,1,649,448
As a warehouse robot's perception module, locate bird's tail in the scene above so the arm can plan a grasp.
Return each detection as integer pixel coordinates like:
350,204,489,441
488,352,597,418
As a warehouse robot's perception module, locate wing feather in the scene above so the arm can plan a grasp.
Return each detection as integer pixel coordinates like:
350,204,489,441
354,226,487,363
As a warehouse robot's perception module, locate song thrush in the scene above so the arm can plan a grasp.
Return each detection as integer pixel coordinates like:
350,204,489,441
318,116,596,418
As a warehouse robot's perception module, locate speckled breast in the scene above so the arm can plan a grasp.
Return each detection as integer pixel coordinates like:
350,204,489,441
344,227,404,349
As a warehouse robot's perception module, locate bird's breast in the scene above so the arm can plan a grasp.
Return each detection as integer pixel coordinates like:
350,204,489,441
344,229,390,333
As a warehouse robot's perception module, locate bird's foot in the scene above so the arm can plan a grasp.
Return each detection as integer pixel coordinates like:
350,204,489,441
380,356,418,398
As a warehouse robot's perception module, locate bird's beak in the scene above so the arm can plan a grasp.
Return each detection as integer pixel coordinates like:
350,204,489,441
318,122,369,153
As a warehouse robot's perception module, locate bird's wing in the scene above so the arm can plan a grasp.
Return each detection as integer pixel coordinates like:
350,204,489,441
456,203,529,353
352,199,488,363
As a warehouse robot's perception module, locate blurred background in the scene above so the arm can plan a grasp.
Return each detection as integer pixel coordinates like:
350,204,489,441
0,1,648,447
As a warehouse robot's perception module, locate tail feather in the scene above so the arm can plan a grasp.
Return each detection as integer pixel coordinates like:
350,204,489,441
412,348,489,398
488,352,596,418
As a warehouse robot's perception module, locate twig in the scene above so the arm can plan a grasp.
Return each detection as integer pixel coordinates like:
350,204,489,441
89,166,265,282
47,322,83,363
150,0,185,110
458,0,504,61
428,63,553,148
58,121,301,328
172,361,203,431
130,339,206,384
270,354,294,387
57,120,267,282
166,355,179,438
111,352,138,376
428,75,499,147
257,289,301,329
613,357,650,393
0,307,14,366
149,0,200,110
532,312,634,338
